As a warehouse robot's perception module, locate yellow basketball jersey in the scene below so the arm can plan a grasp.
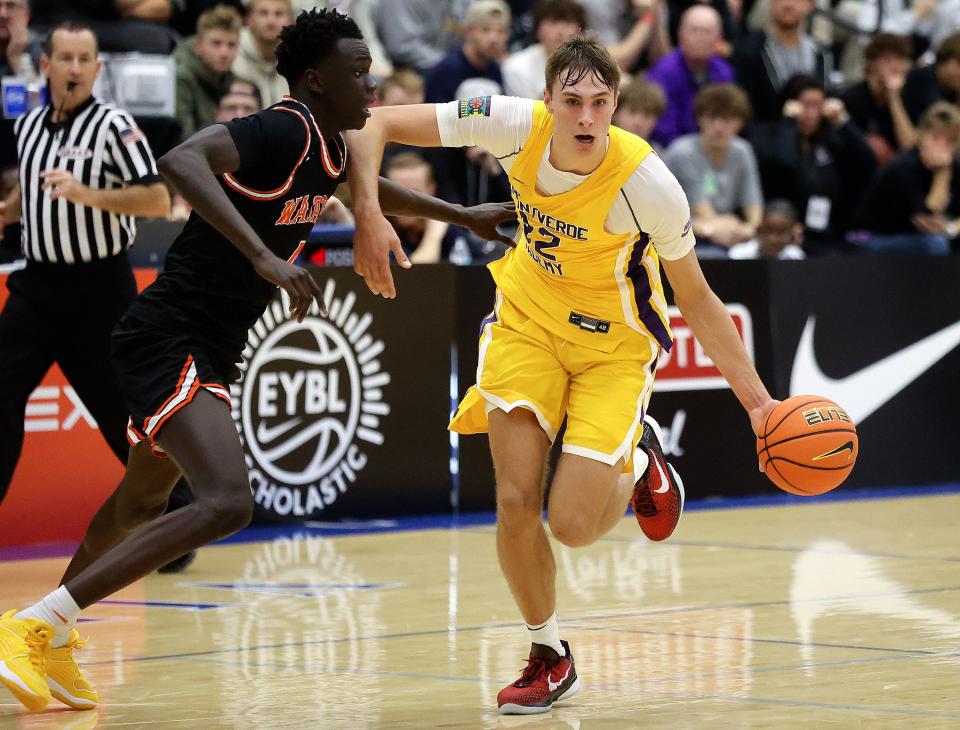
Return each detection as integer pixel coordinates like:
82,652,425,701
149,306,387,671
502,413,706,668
489,101,673,354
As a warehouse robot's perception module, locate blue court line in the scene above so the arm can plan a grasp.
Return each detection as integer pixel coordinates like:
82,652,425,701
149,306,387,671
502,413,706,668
98,599,235,611
3,483,957,561
564,624,938,655
595,533,960,563
83,583,960,669
174,651,960,720
213,482,960,544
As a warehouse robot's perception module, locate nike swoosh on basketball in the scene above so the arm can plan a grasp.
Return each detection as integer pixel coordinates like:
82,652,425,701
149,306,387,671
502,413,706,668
256,418,301,444
790,317,960,424
547,665,571,692
812,440,854,462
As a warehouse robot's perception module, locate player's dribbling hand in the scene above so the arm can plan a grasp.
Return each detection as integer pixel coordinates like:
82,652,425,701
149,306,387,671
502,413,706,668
253,253,327,321
459,201,517,247
749,399,780,469
353,207,411,298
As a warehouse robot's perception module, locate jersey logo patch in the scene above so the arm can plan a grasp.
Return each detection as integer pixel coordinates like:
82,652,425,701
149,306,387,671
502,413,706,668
119,125,145,146
458,96,491,118
58,147,92,160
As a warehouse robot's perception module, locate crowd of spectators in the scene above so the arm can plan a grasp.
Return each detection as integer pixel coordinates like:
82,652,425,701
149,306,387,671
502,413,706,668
1,0,960,264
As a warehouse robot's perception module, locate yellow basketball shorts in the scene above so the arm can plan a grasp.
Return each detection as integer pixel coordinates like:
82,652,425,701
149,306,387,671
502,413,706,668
449,290,660,469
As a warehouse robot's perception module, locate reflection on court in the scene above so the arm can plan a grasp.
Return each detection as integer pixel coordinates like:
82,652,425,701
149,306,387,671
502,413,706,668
1,492,959,728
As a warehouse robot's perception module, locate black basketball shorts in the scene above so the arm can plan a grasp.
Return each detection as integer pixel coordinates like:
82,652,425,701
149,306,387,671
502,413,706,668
111,317,234,457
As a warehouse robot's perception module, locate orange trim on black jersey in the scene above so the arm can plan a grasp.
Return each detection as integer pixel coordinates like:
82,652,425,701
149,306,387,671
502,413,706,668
320,133,346,179
222,105,312,200
281,96,345,180
287,240,305,264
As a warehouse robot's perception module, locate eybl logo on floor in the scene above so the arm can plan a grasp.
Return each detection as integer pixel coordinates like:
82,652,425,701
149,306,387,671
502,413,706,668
232,280,390,517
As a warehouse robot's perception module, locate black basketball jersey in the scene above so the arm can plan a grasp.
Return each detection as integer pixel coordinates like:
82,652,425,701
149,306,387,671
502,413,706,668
126,97,347,367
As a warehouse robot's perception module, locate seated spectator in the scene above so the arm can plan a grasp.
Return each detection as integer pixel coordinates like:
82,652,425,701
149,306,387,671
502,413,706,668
751,74,876,254
29,0,177,53
576,0,669,72
377,70,436,172
859,0,960,58
372,0,470,73
377,69,425,106
728,199,806,259
903,32,960,113
842,33,920,166
666,0,738,51
384,152,477,264
424,4,513,207
850,101,960,255
175,5,242,142
733,0,825,124
425,0,509,104
171,77,262,220
646,5,733,148
663,84,763,253
612,78,666,147
309,0,393,78
214,77,261,121
0,0,41,79
502,0,584,99
232,0,292,106
171,0,244,37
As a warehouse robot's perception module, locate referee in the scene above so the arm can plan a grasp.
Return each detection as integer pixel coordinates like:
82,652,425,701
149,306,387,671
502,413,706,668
0,22,193,572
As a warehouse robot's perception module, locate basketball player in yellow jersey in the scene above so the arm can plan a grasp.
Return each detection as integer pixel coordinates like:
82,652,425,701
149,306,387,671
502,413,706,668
347,37,779,714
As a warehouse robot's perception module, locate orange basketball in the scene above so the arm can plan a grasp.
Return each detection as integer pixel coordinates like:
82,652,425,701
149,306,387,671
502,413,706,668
756,395,858,496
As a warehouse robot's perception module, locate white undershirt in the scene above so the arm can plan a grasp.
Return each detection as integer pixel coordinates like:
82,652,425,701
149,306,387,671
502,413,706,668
436,95,695,261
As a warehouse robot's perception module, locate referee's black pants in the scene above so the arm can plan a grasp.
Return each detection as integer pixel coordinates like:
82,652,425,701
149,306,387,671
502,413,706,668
0,255,191,514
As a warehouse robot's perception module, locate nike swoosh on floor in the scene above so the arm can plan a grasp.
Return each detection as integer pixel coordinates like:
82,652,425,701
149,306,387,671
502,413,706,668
790,317,960,424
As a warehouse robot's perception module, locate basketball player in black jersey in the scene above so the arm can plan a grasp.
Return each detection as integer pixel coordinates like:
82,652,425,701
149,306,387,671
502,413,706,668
0,9,517,714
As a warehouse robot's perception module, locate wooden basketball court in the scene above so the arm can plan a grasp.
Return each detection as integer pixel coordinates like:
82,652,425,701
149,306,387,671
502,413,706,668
2,490,959,728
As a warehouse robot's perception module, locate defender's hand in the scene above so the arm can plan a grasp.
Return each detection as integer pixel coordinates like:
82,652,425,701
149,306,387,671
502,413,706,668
353,208,410,298
253,253,326,321
459,201,517,247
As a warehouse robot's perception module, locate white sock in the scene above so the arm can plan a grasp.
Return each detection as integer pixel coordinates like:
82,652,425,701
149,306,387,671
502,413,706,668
633,446,650,484
16,586,81,647
526,613,564,656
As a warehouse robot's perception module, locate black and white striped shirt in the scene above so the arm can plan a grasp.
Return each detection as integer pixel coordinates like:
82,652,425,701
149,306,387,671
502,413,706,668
13,96,161,264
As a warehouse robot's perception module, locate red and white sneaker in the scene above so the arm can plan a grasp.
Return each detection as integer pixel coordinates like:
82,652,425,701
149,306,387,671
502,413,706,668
631,416,685,541
497,641,580,715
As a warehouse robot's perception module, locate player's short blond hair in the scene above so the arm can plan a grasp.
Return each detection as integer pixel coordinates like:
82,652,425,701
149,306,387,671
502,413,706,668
546,34,620,93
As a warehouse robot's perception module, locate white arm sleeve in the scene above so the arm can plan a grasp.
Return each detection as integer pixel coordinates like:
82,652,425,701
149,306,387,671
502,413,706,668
435,95,535,159
619,154,696,261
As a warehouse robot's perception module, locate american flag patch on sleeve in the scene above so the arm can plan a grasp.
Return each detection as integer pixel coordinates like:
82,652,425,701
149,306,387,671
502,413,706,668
119,125,145,145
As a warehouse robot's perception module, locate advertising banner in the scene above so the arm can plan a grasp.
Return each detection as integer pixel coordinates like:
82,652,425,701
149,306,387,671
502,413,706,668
769,257,960,488
242,267,456,523
0,268,157,546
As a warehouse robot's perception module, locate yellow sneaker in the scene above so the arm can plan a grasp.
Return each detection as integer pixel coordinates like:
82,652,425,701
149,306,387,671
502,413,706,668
46,629,98,710
0,608,53,712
